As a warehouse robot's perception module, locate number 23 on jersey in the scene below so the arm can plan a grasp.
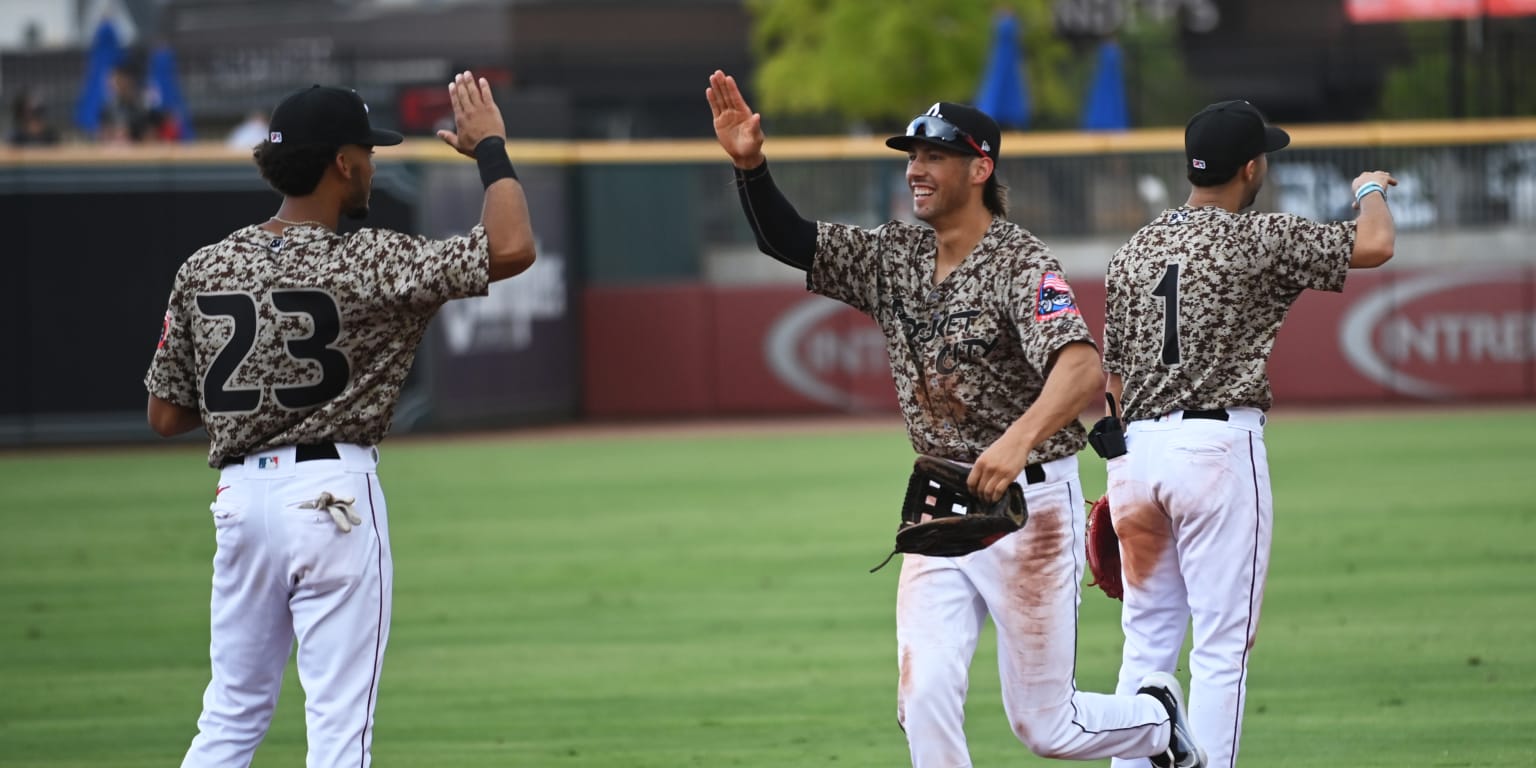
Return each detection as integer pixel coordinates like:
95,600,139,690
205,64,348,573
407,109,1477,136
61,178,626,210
195,289,351,413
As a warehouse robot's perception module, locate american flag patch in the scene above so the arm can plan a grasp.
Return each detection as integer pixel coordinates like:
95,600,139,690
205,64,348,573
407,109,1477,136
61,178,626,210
1036,272,1081,321
157,310,171,349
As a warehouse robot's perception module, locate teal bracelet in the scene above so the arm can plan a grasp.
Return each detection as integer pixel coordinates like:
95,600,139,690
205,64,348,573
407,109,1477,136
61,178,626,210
1355,182,1386,202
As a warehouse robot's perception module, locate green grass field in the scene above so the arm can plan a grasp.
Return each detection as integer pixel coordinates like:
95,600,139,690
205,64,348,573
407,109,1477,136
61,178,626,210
2,408,1534,767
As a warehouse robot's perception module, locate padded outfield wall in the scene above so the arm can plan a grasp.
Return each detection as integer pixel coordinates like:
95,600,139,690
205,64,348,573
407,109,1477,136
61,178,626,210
2,120,1533,445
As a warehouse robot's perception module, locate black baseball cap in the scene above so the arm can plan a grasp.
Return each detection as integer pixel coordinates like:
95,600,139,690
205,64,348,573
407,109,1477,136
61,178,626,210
1184,100,1289,178
886,102,1001,164
267,85,403,148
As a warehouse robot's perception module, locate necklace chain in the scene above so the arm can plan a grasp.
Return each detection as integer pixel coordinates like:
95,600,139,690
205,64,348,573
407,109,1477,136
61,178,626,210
270,216,330,230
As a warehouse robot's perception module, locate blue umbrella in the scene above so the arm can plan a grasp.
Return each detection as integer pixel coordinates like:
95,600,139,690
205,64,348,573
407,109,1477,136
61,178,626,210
975,12,1031,129
148,44,194,140
73,18,123,135
1082,40,1130,131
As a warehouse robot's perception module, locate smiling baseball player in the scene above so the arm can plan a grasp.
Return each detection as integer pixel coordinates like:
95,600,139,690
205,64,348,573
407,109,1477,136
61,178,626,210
145,72,536,767
1101,100,1398,768
708,69,1206,768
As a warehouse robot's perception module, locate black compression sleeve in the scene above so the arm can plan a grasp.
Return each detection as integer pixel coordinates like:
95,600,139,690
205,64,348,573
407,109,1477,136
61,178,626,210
735,160,817,272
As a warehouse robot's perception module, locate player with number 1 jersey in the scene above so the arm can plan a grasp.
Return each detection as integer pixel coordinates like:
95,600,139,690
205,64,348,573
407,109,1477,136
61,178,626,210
1101,100,1396,768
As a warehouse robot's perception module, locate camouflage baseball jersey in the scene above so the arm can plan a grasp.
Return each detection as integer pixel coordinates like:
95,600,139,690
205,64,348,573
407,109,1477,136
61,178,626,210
811,217,1094,464
145,223,489,467
1103,205,1356,422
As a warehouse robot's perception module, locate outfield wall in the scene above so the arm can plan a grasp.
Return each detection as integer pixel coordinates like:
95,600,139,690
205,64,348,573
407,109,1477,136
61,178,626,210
3,120,1533,446
583,268,1536,418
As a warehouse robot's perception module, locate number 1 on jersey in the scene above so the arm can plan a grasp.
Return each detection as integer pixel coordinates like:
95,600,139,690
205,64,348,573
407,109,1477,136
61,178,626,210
1151,263,1181,366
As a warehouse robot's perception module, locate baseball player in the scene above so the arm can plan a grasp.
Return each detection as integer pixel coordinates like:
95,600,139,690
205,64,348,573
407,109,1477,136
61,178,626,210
1101,100,1397,768
144,72,536,767
706,69,1206,768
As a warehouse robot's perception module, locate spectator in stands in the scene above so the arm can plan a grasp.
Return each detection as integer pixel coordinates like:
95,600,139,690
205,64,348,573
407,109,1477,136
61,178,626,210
9,89,60,146
98,65,152,143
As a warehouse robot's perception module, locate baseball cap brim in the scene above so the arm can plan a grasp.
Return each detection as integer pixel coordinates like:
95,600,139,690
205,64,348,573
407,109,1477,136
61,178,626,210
1264,125,1290,153
366,128,404,147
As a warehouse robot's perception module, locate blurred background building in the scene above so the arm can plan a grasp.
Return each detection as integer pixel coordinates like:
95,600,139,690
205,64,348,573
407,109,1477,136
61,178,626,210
1,0,1533,141
2,0,1534,447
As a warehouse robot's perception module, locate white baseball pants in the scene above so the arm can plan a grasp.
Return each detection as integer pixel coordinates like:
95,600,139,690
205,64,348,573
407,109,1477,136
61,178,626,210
181,443,391,768
896,454,1174,767
1107,408,1272,768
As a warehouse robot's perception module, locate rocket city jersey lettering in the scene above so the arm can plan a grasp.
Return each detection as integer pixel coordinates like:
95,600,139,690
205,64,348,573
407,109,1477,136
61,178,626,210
897,303,1001,374
809,217,1094,464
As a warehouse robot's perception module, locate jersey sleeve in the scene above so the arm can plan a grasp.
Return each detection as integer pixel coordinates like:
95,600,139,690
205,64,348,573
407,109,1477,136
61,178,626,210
1258,214,1355,293
807,221,886,315
1012,253,1098,374
1100,250,1129,377
143,265,201,409
357,225,492,308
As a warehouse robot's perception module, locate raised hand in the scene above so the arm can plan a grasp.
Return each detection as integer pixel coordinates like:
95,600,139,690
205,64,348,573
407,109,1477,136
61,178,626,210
1350,170,1397,208
706,69,766,170
437,70,507,158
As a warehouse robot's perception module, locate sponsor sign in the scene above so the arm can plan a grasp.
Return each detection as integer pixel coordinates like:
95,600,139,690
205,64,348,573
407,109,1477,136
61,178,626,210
762,296,894,410
1346,0,1536,23
1337,269,1535,399
582,271,1533,419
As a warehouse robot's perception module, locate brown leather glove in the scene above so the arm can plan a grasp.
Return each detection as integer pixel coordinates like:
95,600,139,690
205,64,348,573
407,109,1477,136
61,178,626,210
1086,494,1124,600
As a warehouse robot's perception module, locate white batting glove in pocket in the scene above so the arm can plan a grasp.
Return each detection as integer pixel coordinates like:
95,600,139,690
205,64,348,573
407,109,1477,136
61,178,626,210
298,492,362,533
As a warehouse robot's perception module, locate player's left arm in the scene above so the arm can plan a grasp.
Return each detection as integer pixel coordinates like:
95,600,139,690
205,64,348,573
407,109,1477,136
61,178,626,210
1348,170,1397,268
1105,372,1124,417
1101,249,1128,417
968,258,1101,501
969,341,1100,502
144,272,205,437
1263,210,1368,294
436,70,537,283
147,394,202,437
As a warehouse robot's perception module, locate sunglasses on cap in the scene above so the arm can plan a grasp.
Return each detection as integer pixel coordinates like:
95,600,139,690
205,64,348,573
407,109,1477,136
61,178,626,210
902,115,989,159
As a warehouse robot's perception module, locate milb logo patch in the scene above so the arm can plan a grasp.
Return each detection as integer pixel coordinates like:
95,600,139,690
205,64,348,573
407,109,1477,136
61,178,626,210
1036,272,1081,321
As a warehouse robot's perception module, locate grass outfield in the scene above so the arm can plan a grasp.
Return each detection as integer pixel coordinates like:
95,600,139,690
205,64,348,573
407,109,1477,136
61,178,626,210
1,408,1533,767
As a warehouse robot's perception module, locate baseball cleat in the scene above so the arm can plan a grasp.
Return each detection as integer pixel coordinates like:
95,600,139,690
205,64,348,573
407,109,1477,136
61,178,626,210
1138,672,1207,768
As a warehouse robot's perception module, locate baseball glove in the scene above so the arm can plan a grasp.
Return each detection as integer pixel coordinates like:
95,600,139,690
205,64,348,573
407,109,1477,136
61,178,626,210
1085,494,1123,600
870,455,1028,572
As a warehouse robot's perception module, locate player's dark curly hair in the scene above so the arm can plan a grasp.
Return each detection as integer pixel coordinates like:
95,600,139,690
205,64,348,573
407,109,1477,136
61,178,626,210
1187,165,1242,188
1188,150,1264,187
253,141,338,197
983,174,1009,218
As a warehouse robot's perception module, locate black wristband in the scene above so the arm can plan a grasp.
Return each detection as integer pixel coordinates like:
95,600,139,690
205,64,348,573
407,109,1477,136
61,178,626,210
474,136,517,188
733,159,770,184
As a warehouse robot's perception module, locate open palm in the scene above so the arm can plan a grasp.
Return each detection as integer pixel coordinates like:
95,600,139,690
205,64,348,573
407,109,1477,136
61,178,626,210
706,69,765,169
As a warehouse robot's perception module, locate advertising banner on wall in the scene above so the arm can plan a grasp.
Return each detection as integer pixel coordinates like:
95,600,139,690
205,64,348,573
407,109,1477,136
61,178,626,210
416,163,579,429
1346,0,1536,23
583,268,1535,418
1286,267,1536,400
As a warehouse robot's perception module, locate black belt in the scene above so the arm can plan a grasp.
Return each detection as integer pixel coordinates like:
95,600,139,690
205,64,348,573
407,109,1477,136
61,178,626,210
1023,463,1046,485
219,442,339,469
1182,408,1230,421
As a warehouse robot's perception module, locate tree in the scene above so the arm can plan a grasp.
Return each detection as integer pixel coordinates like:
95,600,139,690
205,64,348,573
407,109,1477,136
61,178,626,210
747,0,1080,129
